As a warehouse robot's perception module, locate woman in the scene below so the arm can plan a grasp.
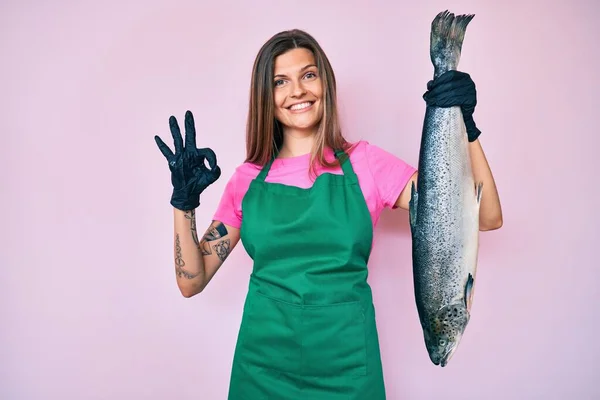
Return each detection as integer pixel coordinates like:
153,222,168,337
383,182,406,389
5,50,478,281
155,29,502,399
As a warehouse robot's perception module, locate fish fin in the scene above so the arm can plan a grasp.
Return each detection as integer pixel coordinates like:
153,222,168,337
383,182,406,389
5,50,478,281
409,180,418,231
464,273,475,311
475,182,483,206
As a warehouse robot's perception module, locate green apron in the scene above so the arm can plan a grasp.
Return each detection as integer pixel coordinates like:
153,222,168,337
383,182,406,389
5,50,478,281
228,149,386,399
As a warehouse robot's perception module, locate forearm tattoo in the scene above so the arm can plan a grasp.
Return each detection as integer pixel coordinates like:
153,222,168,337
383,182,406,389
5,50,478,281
184,210,200,248
174,233,200,279
175,233,185,267
174,217,232,280
200,222,231,261
213,239,231,261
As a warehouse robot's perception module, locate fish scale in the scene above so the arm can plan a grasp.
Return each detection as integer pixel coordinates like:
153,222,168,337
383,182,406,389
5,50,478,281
409,10,482,367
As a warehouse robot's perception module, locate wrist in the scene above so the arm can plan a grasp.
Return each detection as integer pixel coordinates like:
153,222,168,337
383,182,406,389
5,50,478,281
170,190,200,211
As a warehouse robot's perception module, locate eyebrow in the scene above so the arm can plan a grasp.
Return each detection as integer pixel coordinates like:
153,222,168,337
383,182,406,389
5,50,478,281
274,64,317,79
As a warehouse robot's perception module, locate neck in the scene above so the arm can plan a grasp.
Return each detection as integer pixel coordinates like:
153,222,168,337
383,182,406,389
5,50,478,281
278,127,316,158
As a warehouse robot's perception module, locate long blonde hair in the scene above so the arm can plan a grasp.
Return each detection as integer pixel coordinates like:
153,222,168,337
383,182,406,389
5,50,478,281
244,29,353,176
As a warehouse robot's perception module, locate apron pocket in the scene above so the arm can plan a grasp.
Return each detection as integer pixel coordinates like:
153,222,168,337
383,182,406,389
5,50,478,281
237,292,303,374
301,301,367,377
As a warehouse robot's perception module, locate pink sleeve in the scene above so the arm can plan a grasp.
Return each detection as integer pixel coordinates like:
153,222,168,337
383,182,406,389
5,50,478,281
212,171,243,229
365,143,417,209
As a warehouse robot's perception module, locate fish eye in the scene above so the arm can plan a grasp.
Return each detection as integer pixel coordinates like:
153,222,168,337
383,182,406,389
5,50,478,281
439,339,446,346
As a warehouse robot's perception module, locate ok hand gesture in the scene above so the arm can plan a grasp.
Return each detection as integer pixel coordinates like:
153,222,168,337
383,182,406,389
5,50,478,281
155,110,221,210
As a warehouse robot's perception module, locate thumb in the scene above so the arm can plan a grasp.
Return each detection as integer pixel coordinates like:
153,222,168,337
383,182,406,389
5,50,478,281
209,165,222,183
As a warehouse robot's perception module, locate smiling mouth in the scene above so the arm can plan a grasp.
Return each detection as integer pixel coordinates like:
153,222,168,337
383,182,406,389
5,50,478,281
287,101,314,112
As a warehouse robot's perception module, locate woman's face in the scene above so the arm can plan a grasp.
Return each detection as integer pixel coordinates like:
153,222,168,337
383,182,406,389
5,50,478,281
272,48,323,135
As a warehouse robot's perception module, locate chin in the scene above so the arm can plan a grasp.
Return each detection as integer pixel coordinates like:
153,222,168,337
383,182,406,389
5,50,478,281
278,119,321,133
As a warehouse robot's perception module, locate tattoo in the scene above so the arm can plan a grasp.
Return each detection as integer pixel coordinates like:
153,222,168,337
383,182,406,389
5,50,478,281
206,223,228,240
213,239,231,261
200,241,212,256
184,210,200,248
175,233,185,267
174,233,200,279
199,222,229,256
177,267,200,280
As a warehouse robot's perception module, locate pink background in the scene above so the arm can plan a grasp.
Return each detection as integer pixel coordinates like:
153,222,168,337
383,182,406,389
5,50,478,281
2,0,598,399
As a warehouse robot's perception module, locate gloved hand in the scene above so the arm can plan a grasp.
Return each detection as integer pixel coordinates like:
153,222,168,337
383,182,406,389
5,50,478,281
422,70,481,142
155,110,221,210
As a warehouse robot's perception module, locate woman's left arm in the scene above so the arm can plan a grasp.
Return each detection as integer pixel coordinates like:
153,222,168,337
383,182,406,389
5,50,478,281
396,71,503,231
467,138,503,230
395,139,503,231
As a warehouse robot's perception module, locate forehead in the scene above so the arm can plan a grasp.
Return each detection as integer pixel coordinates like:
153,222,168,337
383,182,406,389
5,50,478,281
273,48,316,73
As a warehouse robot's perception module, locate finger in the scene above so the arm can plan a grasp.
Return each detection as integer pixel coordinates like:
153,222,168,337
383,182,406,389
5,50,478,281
169,116,184,154
209,165,222,183
184,110,197,150
197,148,218,170
154,135,174,159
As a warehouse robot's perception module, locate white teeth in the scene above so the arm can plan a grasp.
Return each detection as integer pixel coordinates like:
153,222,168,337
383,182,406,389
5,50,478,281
289,102,312,111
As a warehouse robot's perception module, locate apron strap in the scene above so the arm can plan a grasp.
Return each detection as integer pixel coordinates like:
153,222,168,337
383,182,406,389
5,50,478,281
256,157,275,182
334,149,358,182
256,145,281,182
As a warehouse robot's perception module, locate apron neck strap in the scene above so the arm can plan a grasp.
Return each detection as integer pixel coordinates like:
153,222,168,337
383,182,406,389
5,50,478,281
256,156,276,182
334,149,358,181
256,148,357,182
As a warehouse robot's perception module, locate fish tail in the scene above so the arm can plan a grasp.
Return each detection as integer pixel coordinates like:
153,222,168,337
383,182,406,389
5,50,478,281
430,11,475,74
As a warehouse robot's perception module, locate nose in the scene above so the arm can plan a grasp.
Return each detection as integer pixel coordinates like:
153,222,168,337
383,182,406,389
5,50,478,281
290,81,307,98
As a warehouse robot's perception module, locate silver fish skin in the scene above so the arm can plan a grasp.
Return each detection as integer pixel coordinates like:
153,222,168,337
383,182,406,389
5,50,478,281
409,10,483,368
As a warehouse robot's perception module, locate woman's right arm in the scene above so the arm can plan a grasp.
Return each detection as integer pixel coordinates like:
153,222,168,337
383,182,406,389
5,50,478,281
154,110,235,297
173,208,241,298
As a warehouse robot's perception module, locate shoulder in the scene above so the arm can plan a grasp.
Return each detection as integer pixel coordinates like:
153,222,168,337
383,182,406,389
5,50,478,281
212,160,263,229
349,139,417,209
345,140,407,170
345,139,393,158
351,140,398,159
233,159,263,176
224,160,263,184
219,161,263,198
353,140,414,168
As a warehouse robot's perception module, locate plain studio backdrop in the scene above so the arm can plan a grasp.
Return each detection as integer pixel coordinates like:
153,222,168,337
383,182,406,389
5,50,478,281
1,0,597,399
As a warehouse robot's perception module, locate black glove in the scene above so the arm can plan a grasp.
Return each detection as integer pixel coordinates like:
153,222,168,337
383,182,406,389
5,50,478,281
155,110,221,210
422,70,481,142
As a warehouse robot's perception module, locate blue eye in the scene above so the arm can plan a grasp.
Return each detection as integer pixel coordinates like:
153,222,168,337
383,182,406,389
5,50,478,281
304,72,317,79
274,79,285,86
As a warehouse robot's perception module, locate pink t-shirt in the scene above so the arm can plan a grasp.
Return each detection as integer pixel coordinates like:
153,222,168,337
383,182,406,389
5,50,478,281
212,140,417,231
